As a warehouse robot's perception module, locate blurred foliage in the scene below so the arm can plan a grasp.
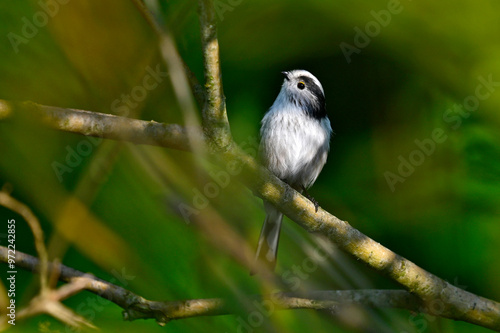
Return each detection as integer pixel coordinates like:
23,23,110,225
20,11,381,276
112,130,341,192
0,0,499,332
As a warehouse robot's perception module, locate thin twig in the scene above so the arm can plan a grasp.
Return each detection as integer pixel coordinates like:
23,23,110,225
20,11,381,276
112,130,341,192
125,1,208,155
131,0,206,108
16,277,96,329
183,62,207,108
0,191,48,290
0,193,95,329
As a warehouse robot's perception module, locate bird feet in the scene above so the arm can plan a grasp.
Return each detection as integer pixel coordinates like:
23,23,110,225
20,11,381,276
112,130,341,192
302,186,319,212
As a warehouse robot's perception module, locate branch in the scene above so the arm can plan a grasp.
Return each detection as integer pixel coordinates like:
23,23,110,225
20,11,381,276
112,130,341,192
198,0,232,149
1,246,428,325
0,99,201,151
1,99,500,330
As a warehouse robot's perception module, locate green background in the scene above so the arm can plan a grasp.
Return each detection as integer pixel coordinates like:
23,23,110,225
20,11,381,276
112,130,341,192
0,0,499,332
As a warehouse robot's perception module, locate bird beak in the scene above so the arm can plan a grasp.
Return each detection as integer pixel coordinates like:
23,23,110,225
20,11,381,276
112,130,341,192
281,71,290,81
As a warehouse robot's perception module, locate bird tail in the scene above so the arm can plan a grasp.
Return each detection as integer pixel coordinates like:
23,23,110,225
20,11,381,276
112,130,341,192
253,202,283,273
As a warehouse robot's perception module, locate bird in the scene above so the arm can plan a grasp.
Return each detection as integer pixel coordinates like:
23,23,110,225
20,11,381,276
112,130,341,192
254,69,332,271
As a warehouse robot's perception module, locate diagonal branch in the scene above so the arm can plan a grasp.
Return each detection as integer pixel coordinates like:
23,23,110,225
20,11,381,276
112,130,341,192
131,0,206,108
0,246,427,325
1,98,500,330
219,144,500,331
131,0,207,153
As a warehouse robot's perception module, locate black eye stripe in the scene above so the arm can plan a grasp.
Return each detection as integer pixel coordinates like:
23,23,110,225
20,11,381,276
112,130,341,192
297,76,324,98
295,75,326,120
297,76,318,89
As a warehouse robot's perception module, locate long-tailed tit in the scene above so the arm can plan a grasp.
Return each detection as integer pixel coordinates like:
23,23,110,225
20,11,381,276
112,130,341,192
255,69,332,271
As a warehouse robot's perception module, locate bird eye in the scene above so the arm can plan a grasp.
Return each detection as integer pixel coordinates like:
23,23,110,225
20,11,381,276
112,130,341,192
297,82,305,90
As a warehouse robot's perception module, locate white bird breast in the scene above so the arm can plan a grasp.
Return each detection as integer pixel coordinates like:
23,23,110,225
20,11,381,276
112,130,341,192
260,104,331,189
